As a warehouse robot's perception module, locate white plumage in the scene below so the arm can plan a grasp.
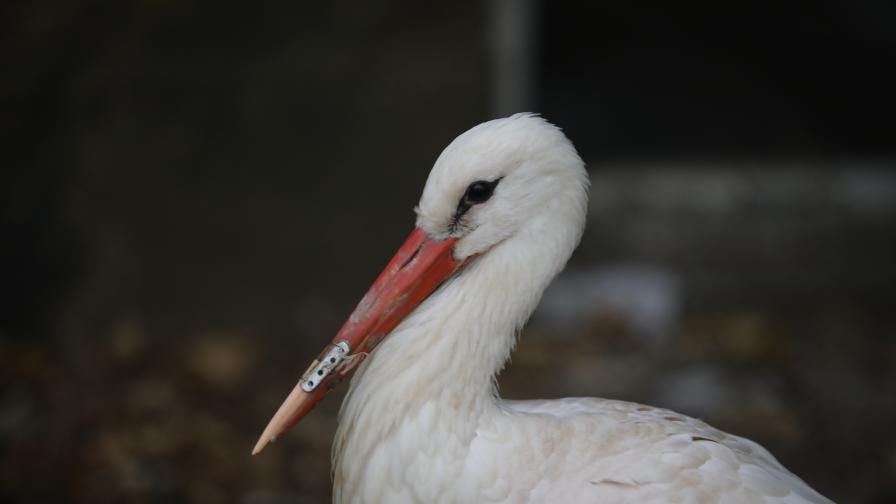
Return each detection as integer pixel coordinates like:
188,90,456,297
259,114,832,504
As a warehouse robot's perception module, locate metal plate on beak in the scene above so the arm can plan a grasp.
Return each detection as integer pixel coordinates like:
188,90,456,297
300,341,350,392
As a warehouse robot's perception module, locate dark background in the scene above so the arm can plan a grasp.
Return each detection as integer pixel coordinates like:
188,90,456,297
2,1,895,502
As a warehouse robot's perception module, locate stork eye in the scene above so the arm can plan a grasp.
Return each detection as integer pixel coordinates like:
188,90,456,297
464,178,501,205
451,177,503,233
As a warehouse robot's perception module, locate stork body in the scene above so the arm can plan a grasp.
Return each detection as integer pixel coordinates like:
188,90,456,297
256,114,832,504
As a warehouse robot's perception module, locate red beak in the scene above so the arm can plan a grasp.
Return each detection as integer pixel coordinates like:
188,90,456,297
252,227,467,454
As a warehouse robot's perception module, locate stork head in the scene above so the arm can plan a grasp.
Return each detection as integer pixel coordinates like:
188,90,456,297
416,113,588,260
253,114,587,455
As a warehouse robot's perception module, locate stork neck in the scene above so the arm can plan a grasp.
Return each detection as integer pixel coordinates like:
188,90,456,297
341,216,577,423
332,204,585,500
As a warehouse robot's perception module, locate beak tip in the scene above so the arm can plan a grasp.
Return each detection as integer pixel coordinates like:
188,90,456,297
251,435,267,455
252,383,311,456
252,430,280,456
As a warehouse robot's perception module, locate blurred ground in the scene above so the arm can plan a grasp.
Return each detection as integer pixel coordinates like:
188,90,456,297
3,1,896,503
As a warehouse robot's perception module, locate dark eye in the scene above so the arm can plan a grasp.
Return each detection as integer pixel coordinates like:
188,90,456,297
464,179,500,204
450,177,503,232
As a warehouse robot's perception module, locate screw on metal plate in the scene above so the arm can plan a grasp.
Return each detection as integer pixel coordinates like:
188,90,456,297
301,341,350,392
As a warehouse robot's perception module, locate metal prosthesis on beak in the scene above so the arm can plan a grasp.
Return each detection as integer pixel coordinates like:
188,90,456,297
301,341,350,392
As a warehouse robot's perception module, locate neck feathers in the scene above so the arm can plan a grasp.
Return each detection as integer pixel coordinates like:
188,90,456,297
332,174,587,500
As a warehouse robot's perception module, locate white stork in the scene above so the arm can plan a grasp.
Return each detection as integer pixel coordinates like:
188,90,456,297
254,114,832,503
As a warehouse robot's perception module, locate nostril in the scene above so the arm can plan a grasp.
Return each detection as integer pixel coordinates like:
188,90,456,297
399,246,421,270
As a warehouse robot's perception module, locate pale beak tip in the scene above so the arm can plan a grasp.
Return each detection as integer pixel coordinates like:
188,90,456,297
251,434,272,456
251,423,277,455
252,382,311,456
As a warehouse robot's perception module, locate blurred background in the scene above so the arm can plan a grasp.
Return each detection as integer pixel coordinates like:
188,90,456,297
2,1,895,502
